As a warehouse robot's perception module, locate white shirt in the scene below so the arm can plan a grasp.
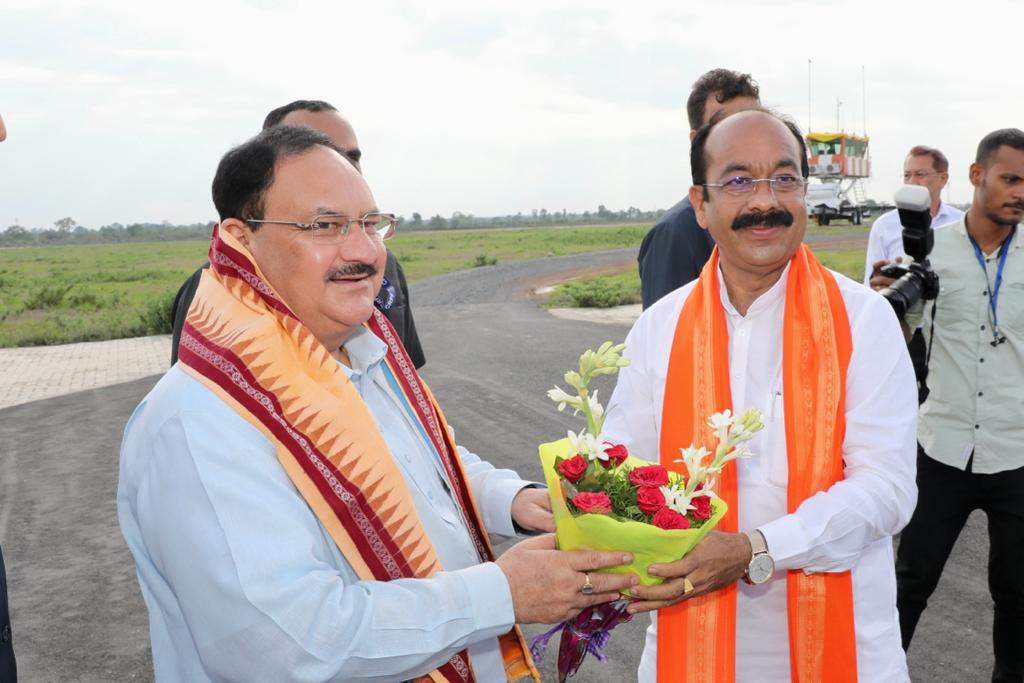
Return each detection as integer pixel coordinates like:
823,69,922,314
603,265,918,683
118,328,529,682
863,202,963,284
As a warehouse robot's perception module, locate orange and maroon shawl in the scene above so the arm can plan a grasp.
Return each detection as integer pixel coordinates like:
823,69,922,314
657,245,857,683
176,226,539,683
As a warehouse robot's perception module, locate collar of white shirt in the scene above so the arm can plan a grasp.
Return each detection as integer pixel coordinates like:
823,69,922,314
717,261,791,319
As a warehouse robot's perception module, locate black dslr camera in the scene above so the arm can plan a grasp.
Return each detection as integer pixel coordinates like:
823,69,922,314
879,185,940,319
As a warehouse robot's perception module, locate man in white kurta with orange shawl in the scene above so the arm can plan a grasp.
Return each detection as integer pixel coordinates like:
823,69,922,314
603,109,918,682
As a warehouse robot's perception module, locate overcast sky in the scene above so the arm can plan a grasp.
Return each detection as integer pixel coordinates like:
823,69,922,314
1,0,1020,229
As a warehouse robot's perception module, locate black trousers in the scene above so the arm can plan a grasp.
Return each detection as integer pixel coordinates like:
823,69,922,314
896,447,1024,683
0,544,15,683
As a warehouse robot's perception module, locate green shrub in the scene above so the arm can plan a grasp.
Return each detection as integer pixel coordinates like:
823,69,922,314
472,254,498,267
138,290,177,335
23,284,73,310
561,279,634,308
68,292,104,309
546,270,642,309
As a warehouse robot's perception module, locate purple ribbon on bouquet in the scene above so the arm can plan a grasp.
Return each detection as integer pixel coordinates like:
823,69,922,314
529,599,632,681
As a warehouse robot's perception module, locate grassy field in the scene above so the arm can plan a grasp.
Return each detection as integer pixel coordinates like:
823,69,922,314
387,223,648,281
0,224,651,347
0,221,872,347
546,247,867,309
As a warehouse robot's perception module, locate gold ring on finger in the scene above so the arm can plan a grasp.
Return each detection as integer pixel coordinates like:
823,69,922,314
581,572,594,595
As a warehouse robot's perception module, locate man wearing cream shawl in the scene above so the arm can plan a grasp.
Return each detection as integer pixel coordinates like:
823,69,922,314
603,109,918,682
117,125,636,683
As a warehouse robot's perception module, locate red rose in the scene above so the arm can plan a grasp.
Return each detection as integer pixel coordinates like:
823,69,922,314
572,492,612,514
652,508,691,530
636,486,666,514
629,465,669,488
557,454,588,482
691,495,712,521
602,442,629,468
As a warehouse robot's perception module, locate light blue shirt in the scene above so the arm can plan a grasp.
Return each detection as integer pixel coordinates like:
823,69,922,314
118,328,529,682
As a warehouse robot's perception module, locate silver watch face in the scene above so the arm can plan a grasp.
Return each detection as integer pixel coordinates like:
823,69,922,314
747,553,775,585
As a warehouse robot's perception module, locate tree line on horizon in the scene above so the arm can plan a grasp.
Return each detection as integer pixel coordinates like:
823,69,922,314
0,205,669,247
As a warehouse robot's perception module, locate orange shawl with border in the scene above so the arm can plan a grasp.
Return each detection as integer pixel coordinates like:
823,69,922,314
657,245,857,683
177,226,539,683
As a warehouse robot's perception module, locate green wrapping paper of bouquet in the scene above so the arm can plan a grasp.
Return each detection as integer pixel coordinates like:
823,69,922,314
529,341,764,680
539,439,728,588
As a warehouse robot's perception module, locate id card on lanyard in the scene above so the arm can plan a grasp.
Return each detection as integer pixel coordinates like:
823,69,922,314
967,225,1017,346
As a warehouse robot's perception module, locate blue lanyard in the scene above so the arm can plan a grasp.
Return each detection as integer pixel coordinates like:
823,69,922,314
967,226,1016,341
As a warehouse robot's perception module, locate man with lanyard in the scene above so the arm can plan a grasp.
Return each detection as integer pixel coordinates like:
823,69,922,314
865,146,963,400
118,126,636,682
892,129,1024,683
638,69,760,309
604,108,917,681
169,99,426,369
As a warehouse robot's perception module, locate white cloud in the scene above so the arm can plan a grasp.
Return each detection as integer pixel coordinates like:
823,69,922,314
0,0,1021,228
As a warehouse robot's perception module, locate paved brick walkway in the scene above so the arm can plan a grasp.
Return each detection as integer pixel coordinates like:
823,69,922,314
0,304,638,412
0,335,171,410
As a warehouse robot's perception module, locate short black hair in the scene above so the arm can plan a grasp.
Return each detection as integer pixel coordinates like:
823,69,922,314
976,128,1024,167
686,69,760,131
262,100,338,131
212,125,342,223
690,108,809,198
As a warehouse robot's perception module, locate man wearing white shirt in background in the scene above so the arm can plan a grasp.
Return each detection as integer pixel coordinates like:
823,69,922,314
864,146,962,283
604,108,918,682
865,146,962,401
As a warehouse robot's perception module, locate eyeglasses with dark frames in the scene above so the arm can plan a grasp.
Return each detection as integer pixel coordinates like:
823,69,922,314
246,212,398,243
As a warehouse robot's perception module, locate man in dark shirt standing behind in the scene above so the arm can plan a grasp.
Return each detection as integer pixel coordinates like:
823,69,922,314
638,69,761,308
170,100,426,368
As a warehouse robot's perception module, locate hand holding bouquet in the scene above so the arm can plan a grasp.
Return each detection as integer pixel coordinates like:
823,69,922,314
531,342,764,680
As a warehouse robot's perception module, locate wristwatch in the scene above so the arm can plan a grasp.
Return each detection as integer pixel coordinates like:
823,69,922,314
743,529,775,585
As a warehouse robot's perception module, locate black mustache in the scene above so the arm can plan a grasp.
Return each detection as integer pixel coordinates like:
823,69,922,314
731,209,794,231
326,263,378,280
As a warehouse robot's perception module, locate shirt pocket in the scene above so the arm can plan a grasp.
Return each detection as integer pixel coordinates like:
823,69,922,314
998,281,1024,334
933,280,972,333
763,389,789,488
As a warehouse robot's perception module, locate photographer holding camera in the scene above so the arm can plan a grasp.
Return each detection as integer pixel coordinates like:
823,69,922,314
872,129,1024,683
867,146,962,399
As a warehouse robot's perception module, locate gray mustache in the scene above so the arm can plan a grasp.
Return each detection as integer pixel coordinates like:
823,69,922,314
327,263,378,280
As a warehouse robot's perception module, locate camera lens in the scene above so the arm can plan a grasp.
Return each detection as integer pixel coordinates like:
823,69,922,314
880,271,926,319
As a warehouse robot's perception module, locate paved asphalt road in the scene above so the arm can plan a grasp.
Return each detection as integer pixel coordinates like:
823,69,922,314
0,246,997,682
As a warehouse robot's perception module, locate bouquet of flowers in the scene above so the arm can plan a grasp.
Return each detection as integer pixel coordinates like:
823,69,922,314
530,342,764,681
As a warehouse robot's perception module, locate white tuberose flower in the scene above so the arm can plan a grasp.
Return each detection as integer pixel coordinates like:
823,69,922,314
660,484,694,515
547,386,577,412
567,430,608,462
587,390,604,421
708,409,734,443
674,445,710,483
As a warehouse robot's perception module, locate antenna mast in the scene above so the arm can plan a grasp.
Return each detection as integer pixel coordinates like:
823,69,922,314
862,65,867,136
807,59,812,132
